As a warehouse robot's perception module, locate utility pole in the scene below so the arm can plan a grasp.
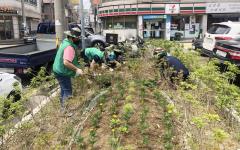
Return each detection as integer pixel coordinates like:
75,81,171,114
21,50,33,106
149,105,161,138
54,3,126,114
21,0,27,37
79,0,85,50
54,0,65,45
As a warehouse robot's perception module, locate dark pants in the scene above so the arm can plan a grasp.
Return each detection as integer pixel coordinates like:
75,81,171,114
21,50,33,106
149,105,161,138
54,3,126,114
55,74,72,108
81,49,90,66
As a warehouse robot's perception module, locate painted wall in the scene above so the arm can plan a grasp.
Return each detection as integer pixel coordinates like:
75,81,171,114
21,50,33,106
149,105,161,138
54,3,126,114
103,29,137,42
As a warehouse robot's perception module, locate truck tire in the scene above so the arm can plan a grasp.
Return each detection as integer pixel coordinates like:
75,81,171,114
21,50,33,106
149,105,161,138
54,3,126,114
7,90,21,102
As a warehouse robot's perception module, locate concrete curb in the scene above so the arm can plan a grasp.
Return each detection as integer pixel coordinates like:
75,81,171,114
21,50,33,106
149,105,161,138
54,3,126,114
68,90,109,149
161,91,191,150
2,87,60,144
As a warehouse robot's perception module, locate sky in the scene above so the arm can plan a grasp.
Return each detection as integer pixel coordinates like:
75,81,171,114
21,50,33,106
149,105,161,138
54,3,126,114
70,0,91,9
83,0,91,9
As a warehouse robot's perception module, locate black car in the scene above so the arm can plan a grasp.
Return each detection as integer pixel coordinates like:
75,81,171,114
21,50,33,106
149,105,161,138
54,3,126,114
37,22,94,34
37,22,108,49
213,38,240,66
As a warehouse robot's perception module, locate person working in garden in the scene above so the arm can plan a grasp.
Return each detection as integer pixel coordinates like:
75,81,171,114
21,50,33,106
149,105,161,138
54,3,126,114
81,47,107,69
106,48,124,68
53,27,84,111
157,51,189,82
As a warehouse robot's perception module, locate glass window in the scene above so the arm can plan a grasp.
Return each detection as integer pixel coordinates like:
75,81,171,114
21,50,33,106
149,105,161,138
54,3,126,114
103,16,137,29
207,24,230,34
106,17,113,29
0,16,13,40
113,16,124,29
125,16,137,29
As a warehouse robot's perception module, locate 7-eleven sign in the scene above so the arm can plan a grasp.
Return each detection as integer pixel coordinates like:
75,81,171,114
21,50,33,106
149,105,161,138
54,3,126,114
93,0,100,5
165,4,180,14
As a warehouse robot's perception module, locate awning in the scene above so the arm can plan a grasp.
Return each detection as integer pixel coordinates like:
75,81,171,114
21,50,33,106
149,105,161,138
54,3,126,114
209,14,240,18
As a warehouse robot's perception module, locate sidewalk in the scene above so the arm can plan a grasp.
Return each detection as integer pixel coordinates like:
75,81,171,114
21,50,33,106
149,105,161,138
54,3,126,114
0,45,18,48
0,39,24,45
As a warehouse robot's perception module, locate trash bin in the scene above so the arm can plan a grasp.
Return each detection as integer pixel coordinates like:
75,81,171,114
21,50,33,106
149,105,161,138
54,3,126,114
106,33,118,45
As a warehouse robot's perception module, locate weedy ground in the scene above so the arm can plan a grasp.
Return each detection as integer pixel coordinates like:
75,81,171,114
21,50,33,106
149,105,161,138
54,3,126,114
2,40,240,150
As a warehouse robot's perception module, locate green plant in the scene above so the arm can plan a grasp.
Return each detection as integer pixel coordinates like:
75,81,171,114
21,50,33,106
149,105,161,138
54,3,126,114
191,116,207,129
75,135,85,149
110,115,121,128
154,90,174,150
29,67,56,88
91,111,102,128
212,128,229,143
95,73,112,88
122,103,134,123
118,125,129,134
139,105,149,146
88,129,97,147
109,137,120,149
110,102,117,115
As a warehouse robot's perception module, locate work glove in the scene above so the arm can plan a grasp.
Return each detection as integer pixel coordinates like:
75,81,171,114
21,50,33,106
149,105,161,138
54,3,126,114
75,68,84,77
101,64,107,70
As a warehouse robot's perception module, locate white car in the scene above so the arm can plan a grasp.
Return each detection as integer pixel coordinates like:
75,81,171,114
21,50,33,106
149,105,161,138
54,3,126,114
202,21,240,56
0,72,22,101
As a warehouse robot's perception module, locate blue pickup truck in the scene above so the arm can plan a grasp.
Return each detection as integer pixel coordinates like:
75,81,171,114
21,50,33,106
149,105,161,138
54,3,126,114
0,40,56,74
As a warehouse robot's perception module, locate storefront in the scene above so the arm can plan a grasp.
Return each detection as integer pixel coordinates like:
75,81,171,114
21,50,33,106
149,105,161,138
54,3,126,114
143,15,166,38
98,2,207,41
170,15,202,40
101,15,138,41
0,7,18,40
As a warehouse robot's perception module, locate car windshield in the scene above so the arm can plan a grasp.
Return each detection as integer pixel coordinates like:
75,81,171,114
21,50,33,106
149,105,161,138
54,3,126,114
85,30,93,36
234,38,240,41
207,24,231,34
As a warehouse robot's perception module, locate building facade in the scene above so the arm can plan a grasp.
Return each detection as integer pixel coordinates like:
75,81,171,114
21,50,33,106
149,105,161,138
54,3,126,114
42,0,78,24
0,0,42,40
97,0,240,41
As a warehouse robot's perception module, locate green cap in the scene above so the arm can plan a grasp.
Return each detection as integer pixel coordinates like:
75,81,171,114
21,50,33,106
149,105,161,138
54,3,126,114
157,51,167,59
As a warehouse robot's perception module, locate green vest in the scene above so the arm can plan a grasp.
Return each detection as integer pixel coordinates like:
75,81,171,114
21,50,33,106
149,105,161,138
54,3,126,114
85,47,104,61
53,38,80,77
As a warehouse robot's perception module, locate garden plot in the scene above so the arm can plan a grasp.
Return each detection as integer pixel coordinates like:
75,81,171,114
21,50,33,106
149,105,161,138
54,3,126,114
1,40,240,149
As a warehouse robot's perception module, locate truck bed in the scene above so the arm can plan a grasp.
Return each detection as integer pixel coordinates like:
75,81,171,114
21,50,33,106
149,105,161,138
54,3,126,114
0,40,56,68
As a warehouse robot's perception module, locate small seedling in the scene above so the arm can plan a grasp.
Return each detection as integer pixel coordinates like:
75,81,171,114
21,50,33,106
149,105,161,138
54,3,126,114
88,129,97,147
91,111,102,128
122,103,134,123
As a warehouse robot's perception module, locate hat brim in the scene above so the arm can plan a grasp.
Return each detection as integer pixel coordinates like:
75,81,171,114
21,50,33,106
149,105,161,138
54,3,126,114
113,49,123,53
64,31,80,38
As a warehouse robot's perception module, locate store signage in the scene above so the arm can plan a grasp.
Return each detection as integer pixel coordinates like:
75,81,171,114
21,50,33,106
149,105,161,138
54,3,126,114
165,4,180,14
0,7,18,14
206,3,240,13
143,15,167,20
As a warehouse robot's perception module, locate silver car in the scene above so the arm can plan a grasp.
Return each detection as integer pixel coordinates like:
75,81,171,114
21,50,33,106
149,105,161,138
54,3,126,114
0,72,22,101
76,25,108,49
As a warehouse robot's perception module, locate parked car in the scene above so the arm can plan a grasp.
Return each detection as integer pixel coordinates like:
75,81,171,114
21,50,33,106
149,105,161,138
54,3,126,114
0,72,22,101
37,22,94,35
23,35,37,43
68,22,94,34
37,22,107,49
213,38,240,66
74,24,107,49
202,21,240,56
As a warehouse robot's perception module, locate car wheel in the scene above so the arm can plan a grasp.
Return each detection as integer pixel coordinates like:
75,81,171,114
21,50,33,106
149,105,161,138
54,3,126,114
92,41,105,50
